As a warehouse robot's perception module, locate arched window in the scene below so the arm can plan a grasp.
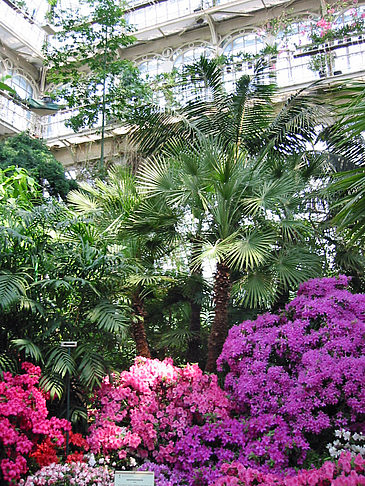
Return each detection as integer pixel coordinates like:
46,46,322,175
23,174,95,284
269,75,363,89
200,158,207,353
221,33,265,91
173,45,214,104
138,57,170,107
139,57,168,80
173,44,214,69
9,73,34,99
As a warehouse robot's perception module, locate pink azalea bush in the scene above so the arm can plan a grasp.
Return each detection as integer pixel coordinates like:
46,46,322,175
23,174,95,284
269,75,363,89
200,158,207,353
88,357,234,483
20,461,114,486
211,451,365,485
217,275,365,473
0,363,73,484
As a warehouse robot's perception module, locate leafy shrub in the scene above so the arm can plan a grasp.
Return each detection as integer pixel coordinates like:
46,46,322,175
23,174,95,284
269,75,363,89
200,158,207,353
217,275,365,473
0,363,87,484
0,133,77,200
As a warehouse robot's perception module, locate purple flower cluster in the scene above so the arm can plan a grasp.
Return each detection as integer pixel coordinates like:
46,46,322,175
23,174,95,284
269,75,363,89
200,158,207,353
218,275,365,472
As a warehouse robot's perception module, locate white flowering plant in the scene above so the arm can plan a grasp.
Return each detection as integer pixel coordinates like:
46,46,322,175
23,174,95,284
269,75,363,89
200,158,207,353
327,429,365,458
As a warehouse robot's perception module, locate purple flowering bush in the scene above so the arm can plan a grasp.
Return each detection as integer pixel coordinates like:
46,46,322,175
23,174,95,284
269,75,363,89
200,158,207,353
217,275,365,473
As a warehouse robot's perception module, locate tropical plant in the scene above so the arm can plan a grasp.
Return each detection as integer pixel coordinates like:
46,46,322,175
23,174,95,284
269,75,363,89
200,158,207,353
132,57,332,371
0,172,132,410
45,0,149,170
0,133,77,199
325,82,365,244
68,166,180,358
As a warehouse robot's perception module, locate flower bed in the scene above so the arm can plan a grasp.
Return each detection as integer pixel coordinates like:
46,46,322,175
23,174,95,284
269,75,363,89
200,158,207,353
2,276,365,485
0,363,87,484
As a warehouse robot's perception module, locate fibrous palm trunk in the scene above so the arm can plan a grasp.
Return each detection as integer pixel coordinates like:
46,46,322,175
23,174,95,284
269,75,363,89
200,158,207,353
205,262,231,373
131,289,151,358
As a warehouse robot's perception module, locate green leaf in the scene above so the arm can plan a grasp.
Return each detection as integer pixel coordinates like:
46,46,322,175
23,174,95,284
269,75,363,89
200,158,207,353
87,301,129,335
233,272,275,308
0,271,27,310
12,339,43,362
226,230,275,270
39,372,65,399
46,347,75,378
75,344,106,389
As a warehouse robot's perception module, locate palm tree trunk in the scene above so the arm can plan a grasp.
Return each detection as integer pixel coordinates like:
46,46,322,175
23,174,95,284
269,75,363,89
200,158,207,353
131,289,151,358
205,262,231,373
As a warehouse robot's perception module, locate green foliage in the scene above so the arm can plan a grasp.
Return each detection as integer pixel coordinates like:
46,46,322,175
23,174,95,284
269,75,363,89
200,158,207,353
0,75,16,95
0,133,77,199
0,191,134,407
45,0,150,132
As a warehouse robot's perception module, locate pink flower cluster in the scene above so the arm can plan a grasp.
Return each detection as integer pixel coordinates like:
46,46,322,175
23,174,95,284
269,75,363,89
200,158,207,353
210,451,365,485
20,461,114,485
316,17,332,36
211,452,365,485
218,275,365,473
88,357,232,480
0,363,71,483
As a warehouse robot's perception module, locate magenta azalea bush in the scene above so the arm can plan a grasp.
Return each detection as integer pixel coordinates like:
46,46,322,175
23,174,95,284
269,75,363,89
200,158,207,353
217,275,365,473
88,357,233,483
0,363,71,484
211,451,365,485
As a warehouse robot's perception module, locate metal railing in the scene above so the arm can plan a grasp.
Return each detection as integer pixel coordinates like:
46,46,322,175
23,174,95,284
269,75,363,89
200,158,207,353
0,0,46,56
36,39,365,141
0,93,43,137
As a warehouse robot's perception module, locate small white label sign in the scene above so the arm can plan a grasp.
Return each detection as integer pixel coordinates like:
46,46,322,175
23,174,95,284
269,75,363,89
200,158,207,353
114,471,154,486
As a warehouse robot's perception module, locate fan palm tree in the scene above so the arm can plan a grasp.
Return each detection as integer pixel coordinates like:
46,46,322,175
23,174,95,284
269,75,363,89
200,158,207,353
131,57,333,371
68,165,179,358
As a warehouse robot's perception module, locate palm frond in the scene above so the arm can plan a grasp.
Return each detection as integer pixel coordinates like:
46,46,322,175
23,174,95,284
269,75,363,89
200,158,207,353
18,297,44,314
46,347,76,378
157,327,193,349
233,272,275,308
39,372,65,399
226,229,276,270
87,301,129,335
0,353,18,375
330,167,365,241
191,238,231,269
67,188,101,214
0,271,28,310
127,274,175,287
12,339,43,362
270,247,322,289
75,344,106,389
243,176,298,217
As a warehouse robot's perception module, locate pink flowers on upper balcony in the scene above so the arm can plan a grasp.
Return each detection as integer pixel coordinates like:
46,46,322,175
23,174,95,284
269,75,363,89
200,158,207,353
317,18,333,36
